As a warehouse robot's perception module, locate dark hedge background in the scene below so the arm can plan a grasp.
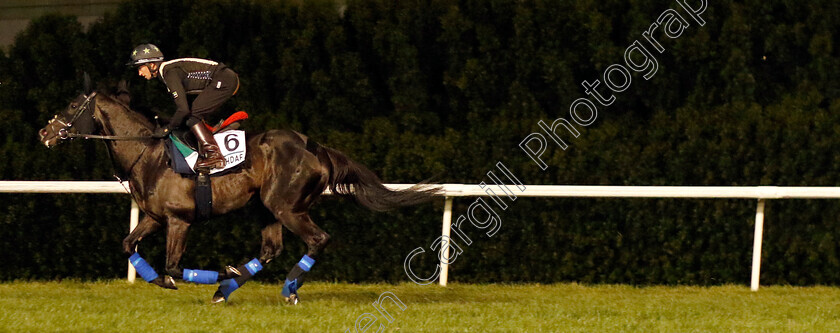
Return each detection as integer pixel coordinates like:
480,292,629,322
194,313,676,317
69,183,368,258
2,0,840,286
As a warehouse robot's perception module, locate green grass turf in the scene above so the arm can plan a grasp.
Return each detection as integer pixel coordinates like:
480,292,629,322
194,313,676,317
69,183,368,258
0,281,839,332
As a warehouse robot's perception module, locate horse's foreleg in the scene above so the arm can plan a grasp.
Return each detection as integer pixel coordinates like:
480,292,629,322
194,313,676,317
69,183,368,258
164,219,190,280
129,217,184,291
169,216,242,290
124,215,176,288
122,215,161,254
279,213,330,304
210,222,281,303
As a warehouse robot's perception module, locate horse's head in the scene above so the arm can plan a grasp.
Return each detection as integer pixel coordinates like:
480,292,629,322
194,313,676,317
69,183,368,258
39,73,99,148
39,91,98,148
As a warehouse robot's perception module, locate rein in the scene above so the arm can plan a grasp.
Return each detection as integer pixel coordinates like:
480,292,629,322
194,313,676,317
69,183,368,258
66,132,156,140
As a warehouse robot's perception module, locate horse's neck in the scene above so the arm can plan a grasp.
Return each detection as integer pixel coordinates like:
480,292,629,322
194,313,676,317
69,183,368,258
93,96,163,173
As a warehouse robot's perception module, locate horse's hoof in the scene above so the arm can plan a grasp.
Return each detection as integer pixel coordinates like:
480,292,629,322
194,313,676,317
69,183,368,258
152,275,178,290
225,265,241,278
211,290,226,304
163,275,178,289
285,294,299,305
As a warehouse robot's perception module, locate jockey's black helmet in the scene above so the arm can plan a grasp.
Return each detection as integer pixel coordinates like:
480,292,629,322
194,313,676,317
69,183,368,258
127,44,164,66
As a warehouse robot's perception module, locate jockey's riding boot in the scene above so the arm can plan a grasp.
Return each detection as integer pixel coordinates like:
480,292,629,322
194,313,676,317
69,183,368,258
190,123,226,170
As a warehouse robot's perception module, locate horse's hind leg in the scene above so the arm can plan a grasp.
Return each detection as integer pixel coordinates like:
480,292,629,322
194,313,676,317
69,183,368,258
210,212,329,304
279,212,330,304
260,220,285,262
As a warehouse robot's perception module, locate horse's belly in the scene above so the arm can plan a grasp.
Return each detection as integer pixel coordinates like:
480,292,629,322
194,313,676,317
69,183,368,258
212,178,256,215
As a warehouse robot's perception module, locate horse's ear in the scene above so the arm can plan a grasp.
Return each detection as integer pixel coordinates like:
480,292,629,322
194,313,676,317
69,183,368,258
117,79,130,94
83,72,92,95
116,79,131,105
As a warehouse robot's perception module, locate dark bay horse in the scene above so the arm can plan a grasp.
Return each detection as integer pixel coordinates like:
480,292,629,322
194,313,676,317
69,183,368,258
38,86,438,303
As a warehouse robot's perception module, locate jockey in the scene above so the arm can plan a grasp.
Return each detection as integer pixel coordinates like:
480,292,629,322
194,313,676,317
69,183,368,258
127,43,239,170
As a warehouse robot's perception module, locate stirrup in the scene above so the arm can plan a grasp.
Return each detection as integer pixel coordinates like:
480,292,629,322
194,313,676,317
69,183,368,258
195,149,225,170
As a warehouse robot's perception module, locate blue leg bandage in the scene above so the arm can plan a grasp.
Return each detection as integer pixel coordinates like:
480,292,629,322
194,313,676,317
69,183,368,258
129,253,159,283
298,255,315,272
281,279,298,297
282,255,316,297
218,258,263,300
219,278,240,299
183,269,219,284
245,258,263,275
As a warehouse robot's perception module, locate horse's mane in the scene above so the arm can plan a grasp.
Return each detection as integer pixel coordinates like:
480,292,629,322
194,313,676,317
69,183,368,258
95,90,156,130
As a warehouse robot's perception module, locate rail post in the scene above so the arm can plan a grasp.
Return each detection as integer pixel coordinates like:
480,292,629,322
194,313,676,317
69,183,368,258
127,199,139,283
439,196,454,286
750,199,766,291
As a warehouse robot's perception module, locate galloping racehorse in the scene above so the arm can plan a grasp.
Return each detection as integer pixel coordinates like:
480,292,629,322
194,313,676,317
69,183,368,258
38,82,438,303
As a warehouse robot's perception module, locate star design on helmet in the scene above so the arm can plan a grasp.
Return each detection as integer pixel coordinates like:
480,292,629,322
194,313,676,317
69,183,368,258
143,48,151,54
132,50,137,56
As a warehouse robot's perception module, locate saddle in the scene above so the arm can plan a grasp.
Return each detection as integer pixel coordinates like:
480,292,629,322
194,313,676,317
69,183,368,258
165,111,249,175
169,111,249,152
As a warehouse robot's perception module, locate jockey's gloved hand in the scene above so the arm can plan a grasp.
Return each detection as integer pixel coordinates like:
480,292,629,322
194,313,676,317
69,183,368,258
152,126,170,138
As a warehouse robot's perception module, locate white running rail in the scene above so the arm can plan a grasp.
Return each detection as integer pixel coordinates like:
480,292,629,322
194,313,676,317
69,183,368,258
4,181,840,291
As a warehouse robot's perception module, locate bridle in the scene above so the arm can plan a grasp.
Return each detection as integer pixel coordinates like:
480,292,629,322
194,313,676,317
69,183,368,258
45,91,157,190
51,92,154,141
51,91,97,140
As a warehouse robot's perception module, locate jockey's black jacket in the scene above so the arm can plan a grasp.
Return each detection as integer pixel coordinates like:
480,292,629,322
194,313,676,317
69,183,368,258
157,58,233,127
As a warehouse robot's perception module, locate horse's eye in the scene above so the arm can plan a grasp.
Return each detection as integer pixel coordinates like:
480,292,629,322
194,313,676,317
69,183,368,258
71,104,77,109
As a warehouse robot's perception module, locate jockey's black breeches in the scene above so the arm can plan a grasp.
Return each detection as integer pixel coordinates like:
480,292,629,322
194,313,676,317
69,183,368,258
186,68,239,127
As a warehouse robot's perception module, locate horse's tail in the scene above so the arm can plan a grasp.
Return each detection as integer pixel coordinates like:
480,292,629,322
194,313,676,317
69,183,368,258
312,142,440,211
